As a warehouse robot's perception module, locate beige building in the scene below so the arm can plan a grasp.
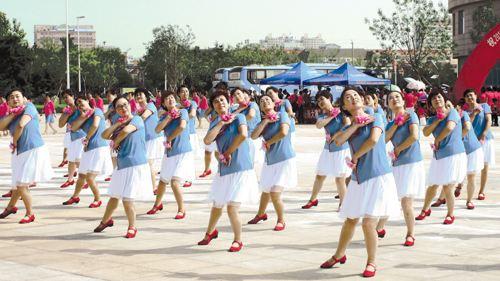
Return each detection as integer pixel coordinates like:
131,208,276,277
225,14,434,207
449,0,500,85
34,25,96,49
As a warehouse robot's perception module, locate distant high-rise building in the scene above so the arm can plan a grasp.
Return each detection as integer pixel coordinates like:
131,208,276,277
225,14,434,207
259,34,339,50
34,25,96,49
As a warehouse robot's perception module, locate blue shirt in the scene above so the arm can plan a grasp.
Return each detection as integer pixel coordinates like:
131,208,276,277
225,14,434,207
427,108,465,160
162,109,192,157
375,105,387,125
276,99,295,133
142,102,163,141
461,111,482,155
347,113,391,184
81,108,108,151
261,111,296,165
68,110,87,141
231,102,261,134
182,100,197,134
386,111,423,166
319,113,349,152
9,103,44,154
210,114,253,176
116,116,148,170
468,103,493,140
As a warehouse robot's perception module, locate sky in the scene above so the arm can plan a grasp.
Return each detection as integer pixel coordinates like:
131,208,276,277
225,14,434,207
1,0,447,58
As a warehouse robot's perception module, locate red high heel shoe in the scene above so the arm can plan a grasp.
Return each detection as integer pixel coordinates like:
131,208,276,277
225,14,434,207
443,215,455,225
58,160,68,168
454,187,462,198
82,183,89,189
404,235,415,247
247,213,268,224
62,197,80,205
466,201,475,210
377,229,386,238
104,177,111,182
19,214,35,224
431,198,446,207
93,219,114,232
363,263,377,278
301,199,319,209
1,191,12,198
125,227,137,239
29,183,36,188
320,255,347,268
146,203,163,215
415,209,431,220
198,229,218,245
478,193,485,200
228,241,243,252
274,221,286,231
60,180,75,188
89,201,102,208
64,172,78,178
199,169,212,178
183,182,192,188
174,211,186,220
153,189,158,195
0,206,18,219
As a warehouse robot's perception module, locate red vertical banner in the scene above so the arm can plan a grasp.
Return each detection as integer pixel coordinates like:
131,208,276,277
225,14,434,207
454,24,500,98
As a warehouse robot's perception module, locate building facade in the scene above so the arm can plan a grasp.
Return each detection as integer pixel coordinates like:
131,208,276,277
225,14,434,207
449,0,500,86
34,25,96,49
259,34,340,50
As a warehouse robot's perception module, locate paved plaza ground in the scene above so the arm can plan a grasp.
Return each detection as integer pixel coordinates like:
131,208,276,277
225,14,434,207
0,121,499,281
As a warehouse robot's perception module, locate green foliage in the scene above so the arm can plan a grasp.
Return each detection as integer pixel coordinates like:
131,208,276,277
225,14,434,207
470,0,499,44
365,0,453,83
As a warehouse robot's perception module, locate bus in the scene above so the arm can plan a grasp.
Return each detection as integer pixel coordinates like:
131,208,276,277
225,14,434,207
212,67,233,88
227,65,292,92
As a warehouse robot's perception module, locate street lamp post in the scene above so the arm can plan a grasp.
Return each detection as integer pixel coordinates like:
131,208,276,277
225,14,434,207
76,16,85,93
65,0,70,89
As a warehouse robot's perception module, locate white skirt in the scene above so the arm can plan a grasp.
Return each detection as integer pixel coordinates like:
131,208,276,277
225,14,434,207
482,139,496,167
316,149,352,177
393,161,426,199
249,138,265,165
189,133,201,157
11,146,54,188
145,137,164,160
107,163,153,201
467,148,484,175
260,157,298,192
67,137,85,162
208,169,260,208
79,146,113,176
63,132,71,148
204,142,217,153
427,153,467,186
159,152,195,183
339,173,400,219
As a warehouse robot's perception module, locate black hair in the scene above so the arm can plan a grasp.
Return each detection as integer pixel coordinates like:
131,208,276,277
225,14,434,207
112,94,129,109
265,86,279,94
134,87,151,101
315,90,332,102
427,88,452,115
75,93,94,108
338,86,363,116
62,89,73,97
463,88,476,97
5,88,24,99
457,98,466,107
160,90,177,111
106,89,117,96
177,85,189,94
214,82,228,90
209,90,230,108
230,87,248,96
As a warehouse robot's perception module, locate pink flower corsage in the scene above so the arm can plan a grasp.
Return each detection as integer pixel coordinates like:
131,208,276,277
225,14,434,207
266,112,278,122
430,143,438,151
82,138,89,145
117,116,128,123
181,99,191,108
164,140,172,149
275,100,283,107
458,109,463,118
262,140,269,151
9,105,25,116
109,140,115,149
218,153,229,165
239,101,250,108
168,110,180,119
345,157,356,169
63,106,73,115
355,115,371,125
394,113,406,126
388,150,397,161
436,109,446,120
474,105,483,112
329,107,341,118
220,113,234,122
479,138,485,145
84,109,94,118
9,142,16,154
325,134,332,143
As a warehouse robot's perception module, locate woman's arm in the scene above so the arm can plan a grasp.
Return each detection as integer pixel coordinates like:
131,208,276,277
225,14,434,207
101,122,122,140
58,113,70,128
166,119,186,142
462,121,471,138
0,114,15,131
223,124,248,157
394,123,419,155
265,123,289,146
250,119,269,140
12,115,32,145
352,127,382,162
204,120,225,145
70,113,88,131
155,115,171,133
479,114,492,141
334,124,360,146
113,124,137,148
140,109,153,121
385,123,398,143
85,115,101,140
422,118,441,137
315,116,334,129
434,121,456,144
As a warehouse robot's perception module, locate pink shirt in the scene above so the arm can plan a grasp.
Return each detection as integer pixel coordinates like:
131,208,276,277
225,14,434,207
199,96,209,110
95,97,104,110
130,98,137,113
404,93,417,108
0,102,8,117
155,96,162,108
193,95,200,106
43,100,55,115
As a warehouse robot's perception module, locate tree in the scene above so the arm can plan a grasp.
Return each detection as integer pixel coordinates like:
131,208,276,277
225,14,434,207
470,0,499,44
365,0,453,83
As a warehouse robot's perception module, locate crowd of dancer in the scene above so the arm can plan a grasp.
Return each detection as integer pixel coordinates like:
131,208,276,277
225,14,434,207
0,82,495,278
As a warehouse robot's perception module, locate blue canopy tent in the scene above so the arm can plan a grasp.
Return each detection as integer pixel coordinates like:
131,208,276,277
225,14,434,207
303,63,390,86
259,61,323,88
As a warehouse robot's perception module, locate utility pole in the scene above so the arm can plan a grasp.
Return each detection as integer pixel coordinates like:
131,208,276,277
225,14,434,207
351,40,354,64
65,0,70,89
76,16,85,93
